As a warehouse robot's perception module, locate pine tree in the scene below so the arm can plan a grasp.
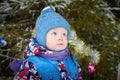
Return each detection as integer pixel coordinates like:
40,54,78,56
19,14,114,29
62,0,120,80
0,0,120,80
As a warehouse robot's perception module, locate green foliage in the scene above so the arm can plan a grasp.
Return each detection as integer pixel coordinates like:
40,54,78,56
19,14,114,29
62,0,120,80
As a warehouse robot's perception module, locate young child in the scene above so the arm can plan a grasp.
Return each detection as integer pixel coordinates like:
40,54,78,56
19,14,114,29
12,7,83,80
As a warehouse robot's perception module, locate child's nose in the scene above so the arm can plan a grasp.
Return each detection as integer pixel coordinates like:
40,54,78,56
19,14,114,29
58,35,63,41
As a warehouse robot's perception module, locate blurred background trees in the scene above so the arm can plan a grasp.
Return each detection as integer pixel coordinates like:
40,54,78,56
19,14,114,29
0,0,120,80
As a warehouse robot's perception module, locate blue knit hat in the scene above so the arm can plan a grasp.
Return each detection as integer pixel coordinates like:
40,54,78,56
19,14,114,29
35,7,71,47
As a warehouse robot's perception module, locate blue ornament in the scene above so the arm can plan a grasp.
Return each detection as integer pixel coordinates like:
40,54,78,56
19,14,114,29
0,38,7,47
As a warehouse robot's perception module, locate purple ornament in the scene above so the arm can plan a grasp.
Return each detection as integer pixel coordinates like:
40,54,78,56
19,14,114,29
87,63,96,74
10,58,24,72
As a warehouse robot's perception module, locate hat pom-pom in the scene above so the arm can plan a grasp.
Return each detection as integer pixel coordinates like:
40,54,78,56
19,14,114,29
87,63,96,74
41,6,53,15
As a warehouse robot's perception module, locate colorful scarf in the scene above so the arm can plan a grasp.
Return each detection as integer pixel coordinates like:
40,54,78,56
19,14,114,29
24,38,69,60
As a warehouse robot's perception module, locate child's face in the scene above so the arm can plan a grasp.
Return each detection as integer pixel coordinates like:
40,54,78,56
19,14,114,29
46,27,68,51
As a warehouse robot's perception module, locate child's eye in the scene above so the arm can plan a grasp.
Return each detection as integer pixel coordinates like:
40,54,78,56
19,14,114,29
63,33,67,36
52,32,57,35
